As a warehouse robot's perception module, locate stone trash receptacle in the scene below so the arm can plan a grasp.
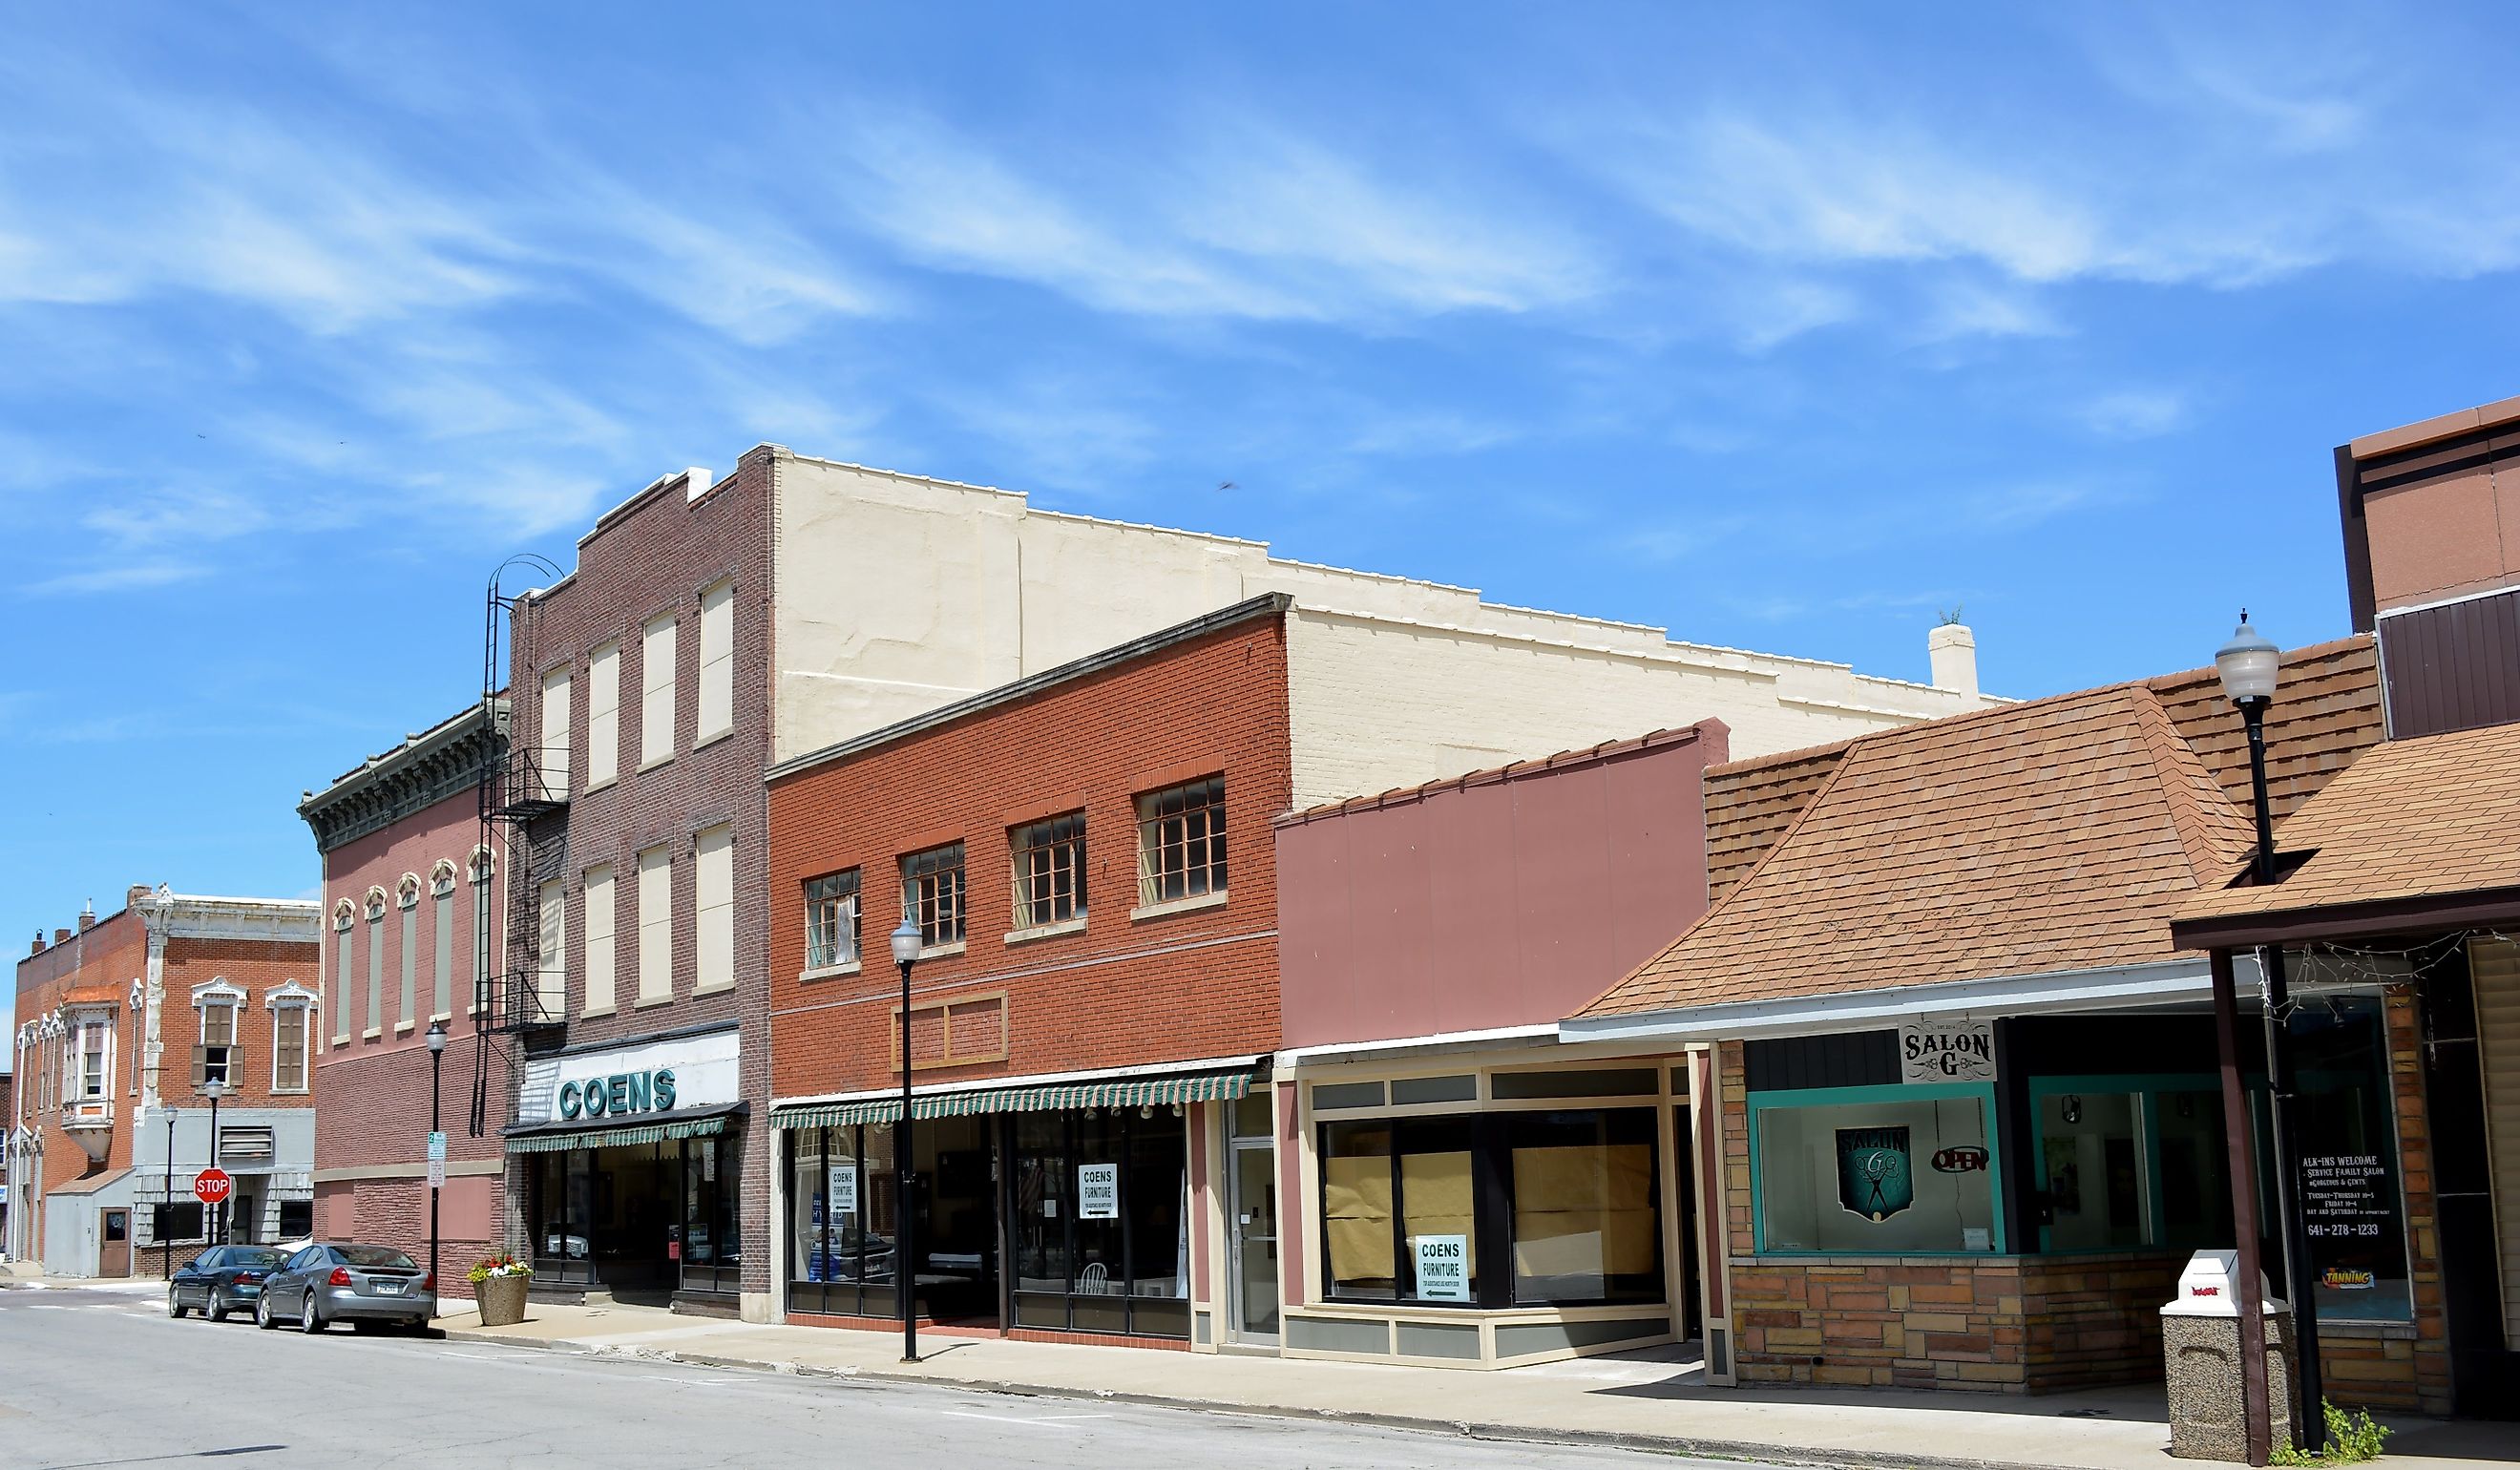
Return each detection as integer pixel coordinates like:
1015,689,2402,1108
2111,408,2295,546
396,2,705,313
474,1272,530,1328
2164,1250,2300,1460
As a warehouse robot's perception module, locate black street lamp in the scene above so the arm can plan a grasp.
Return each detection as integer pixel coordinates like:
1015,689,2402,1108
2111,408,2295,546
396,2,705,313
161,1107,178,1280
890,914,924,1364
2215,613,2325,1451
427,1019,448,1311
201,1080,227,1246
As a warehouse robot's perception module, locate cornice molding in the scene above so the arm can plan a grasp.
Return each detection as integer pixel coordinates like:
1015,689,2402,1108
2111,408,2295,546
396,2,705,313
300,701,509,854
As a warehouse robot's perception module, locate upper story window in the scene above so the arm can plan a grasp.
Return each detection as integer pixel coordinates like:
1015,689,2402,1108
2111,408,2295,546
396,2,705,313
1137,777,1228,906
1011,812,1086,929
197,993,241,1090
73,1016,111,1100
538,662,573,799
430,858,458,900
640,612,677,767
806,870,861,970
269,990,314,1094
698,579,735,743
587,640,621,788
902,842,966,948
365,887,388,923
397,874,421,912
469,846,495,885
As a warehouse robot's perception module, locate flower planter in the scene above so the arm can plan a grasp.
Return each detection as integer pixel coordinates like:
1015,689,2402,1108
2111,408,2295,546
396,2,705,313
475,1273,530,1328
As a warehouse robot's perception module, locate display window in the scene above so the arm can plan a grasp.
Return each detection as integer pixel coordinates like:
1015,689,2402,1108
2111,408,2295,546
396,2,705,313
2026,1076,2228,1254
1318,1107,1663,1309
1749,1083,2003,1254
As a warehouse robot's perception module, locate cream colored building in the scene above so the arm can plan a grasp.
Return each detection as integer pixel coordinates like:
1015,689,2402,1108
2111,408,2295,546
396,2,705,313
554,449,2001,790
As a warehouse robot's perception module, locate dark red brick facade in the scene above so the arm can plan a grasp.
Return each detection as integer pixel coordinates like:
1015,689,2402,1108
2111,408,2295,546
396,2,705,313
504,451,777,1304
767,606,1292,1103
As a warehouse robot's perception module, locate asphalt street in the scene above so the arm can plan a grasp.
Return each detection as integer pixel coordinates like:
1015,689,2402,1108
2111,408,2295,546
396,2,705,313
0,1283,1789,1470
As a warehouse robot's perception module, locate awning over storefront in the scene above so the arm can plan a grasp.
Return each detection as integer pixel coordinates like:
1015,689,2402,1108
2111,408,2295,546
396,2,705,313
772,1068,1252,1129
502,1102,746,1154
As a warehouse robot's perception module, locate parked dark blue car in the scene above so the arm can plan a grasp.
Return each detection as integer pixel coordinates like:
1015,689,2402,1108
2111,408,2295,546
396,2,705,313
167,1246,288,1323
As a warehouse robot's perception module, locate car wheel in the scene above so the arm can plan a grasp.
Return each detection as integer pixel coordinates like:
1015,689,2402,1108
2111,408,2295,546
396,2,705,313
256,1294,278,1331
168,1288,186,1319
301,1293,326,1334
207,1294,229,1324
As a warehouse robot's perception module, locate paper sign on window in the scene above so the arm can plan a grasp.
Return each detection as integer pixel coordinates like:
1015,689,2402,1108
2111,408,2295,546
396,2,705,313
1078,1163,1119,1220
829,1164,858,1216
1414,1233,1471,1300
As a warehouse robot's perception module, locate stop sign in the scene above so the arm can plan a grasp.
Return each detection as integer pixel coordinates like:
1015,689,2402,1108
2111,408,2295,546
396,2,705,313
193,1168,232,1206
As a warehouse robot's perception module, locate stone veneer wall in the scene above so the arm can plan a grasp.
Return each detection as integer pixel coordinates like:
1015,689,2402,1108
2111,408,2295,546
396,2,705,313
1713,1026,2453,1407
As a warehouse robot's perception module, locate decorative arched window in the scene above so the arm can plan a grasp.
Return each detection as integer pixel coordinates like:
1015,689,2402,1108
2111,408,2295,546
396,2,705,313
266,981,318,1093
429,861,459,1021
430,859,459,899
191,978,246,1091
333,898,356,932
364,887,388,922
469,846,495,884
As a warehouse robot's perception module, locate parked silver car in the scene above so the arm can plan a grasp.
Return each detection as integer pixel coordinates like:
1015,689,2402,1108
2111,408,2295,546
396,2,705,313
255,1242,435,1334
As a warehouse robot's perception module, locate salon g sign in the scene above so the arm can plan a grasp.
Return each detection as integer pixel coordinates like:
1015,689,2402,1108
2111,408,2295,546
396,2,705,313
1899,1018,1995,1083
517,1027,740,1127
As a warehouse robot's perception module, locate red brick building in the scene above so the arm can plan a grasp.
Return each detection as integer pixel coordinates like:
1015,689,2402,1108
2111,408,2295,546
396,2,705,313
9,889,321,1275
767,597,1292,1346
299,702,509,1296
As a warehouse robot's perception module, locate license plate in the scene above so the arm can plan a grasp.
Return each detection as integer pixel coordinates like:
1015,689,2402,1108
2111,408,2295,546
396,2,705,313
374,1281,404,1294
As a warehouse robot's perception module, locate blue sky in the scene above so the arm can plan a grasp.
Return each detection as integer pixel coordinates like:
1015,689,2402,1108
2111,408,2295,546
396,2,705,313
7,3,2520,970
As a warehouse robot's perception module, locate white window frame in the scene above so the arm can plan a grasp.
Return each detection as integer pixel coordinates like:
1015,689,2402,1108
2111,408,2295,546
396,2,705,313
72,1015,112,1101
586,640,621,788
640,612,677,770
536,877,567,1021
538,662,573,799
636,844,673,1005
265,983,318,1095
582,862,618,1018
697,579,735,745
805,870,861,972
192,979,246,1091
695,823,735,992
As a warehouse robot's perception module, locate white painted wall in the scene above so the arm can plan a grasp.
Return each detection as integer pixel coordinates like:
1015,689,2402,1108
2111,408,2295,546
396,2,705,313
767,453,1997,769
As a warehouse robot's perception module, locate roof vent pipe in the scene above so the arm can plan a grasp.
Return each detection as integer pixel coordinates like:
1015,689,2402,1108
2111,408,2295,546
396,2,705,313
683,467,715,503
1929,622,1979,697
77,900,94,932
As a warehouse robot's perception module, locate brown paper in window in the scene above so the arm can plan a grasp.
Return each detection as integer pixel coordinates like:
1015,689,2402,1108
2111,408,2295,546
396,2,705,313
1326,1216,1396,1281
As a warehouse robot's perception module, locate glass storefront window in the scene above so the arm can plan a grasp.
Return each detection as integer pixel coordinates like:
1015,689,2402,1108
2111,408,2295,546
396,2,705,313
2037,1091,2146,1250
1320,1108,1663,1309
2026,1077,2230,1254
1509,1110,1660,1304
2288,992,2412,1322
1753,1088,1999,1254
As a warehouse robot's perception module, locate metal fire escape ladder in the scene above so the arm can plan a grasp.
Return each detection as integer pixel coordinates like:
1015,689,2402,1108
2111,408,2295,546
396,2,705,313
472,555,568,1139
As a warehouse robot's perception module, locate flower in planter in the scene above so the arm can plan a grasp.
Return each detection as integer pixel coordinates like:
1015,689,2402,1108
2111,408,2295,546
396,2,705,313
466,1251,530,1285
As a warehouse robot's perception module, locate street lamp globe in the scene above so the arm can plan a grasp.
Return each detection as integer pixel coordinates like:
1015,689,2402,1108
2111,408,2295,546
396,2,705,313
425,1018,448,1054
891,915,923,968
2215,613,2282,706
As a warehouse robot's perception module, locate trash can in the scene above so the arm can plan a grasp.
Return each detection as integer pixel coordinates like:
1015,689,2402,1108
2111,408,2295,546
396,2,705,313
2163,1250,2300,1461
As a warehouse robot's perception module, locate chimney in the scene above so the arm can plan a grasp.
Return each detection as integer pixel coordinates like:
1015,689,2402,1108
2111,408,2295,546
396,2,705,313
30,932,43,956
1929,622,1979,698
53,927,72,947
682,466,715,502
127,883,151,910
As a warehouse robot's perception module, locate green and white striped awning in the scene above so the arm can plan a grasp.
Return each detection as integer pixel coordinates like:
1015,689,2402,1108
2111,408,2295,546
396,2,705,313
505,1107,741,1155
772,1070,1251,1130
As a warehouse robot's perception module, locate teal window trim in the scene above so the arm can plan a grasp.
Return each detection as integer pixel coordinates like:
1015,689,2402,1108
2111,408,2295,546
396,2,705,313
1746,1082,2006,1256
2025,1072,2220,1254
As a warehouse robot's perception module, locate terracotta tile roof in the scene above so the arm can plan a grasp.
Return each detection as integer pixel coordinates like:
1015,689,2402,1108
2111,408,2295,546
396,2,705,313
2175,718,2520,933
1580,682,2269,1019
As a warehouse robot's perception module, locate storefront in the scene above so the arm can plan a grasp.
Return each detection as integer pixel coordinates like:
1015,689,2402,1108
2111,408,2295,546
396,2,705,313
506,1022,746,1310
1277,1052,1693,1369
772,1063,1248,1344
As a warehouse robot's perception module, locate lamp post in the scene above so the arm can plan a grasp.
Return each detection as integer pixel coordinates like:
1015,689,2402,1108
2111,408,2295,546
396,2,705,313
2216,613,2325,1452
427,1020,448,1305
162,1107,178,1280
891,914,924,1364
201,1080,227,1246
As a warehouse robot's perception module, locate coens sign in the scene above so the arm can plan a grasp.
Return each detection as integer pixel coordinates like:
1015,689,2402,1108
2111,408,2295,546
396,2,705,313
1899,1018,1996,1083
558,1068,677,1120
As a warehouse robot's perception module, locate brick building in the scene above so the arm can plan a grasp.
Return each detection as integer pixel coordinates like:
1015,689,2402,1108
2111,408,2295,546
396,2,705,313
298,702,509,1295
9,889,321,1276
1567,639,2404,1404
501,444,1998,1324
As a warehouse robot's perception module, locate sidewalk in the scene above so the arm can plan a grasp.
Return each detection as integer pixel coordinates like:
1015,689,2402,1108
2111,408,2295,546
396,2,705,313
436,1302,2512,1470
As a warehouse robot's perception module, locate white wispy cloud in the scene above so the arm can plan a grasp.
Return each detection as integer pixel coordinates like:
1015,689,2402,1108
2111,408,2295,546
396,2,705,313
832,109,1600,323
2076,388,2191,439
23,561,208,598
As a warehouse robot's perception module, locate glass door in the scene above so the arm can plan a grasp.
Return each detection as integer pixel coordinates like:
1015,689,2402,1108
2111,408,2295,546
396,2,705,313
1227,1092,1279,1344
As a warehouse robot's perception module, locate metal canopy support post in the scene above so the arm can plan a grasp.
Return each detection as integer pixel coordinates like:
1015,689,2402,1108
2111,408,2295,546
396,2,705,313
2212,947,2273,1467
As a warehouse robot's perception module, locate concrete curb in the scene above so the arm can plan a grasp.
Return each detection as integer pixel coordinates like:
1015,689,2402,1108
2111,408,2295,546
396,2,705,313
438,1326,2085,1470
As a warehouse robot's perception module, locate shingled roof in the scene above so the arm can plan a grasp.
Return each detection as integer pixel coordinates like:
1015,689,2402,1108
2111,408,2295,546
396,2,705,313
2174,718,2520,946
1580,638,2382,1022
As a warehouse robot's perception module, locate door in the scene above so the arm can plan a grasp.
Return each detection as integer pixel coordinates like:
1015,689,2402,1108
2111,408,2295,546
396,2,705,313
99,1209,131,1276
1226,1092,1279,1345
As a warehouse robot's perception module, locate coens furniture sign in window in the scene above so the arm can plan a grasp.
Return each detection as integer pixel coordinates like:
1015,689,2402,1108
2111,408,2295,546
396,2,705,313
1078,1163,1119,1220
